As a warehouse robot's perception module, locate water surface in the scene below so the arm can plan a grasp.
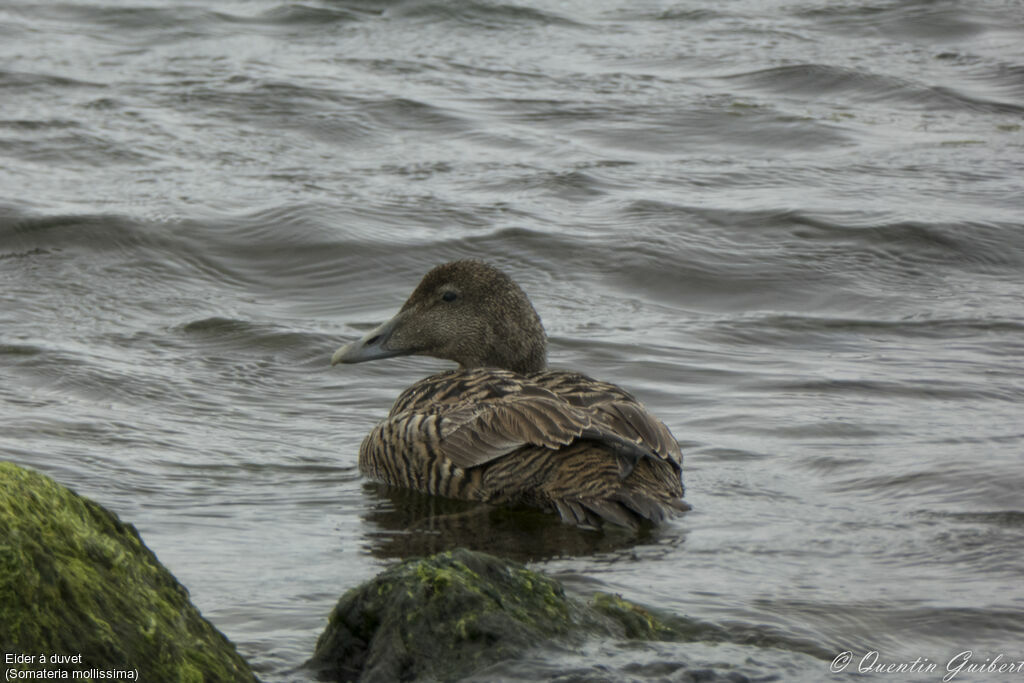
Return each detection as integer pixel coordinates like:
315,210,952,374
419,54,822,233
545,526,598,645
2,0,1023,680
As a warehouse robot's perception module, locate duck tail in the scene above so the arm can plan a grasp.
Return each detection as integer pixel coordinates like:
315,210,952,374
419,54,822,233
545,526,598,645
552,493,689,531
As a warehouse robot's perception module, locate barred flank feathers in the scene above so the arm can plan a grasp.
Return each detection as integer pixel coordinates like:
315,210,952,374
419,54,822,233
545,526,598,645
358,368,687,529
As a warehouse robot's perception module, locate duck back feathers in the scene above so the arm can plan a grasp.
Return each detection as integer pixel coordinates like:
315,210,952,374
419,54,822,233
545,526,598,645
333,261,688,529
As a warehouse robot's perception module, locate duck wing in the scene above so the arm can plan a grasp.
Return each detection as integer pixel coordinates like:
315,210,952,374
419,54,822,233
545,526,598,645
436,394,589,469
392,369,675,474
530,371,683,471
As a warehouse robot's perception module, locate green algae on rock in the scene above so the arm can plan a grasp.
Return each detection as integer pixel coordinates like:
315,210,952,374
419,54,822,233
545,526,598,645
309,548,833,682
306,549,678,682
0,462,258,683
308,548,574,682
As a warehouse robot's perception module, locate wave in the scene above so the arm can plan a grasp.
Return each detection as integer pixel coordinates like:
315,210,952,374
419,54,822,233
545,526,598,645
725,63,1024,116
797,1,1017,43
382,0,583,29
7,3,365,46
7,201,1021,330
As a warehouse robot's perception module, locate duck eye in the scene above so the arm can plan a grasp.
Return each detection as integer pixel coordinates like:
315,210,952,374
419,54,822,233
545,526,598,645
441,291,458,303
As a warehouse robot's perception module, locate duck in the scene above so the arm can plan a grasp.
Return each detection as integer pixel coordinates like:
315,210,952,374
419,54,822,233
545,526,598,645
331,259,689,530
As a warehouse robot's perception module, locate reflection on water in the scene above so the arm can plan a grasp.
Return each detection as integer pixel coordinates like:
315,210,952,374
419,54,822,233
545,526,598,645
359,482,659,562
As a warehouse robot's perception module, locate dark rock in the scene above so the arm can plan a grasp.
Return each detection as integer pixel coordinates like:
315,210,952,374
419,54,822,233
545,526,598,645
309,548,832,682
308,548,574,682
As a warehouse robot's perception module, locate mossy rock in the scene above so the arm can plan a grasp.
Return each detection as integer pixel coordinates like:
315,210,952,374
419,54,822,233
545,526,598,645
305,548,689,681
309,549,832,682
589,591,681,641
0,462,258,683
308,548,574,682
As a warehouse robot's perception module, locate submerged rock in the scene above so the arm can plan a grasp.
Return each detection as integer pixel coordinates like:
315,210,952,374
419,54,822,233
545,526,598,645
0,462,258,682
309,548,826,682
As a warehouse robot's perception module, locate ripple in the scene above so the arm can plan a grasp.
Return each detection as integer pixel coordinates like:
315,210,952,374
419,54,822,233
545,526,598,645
799,2,1004,42
383,0,583,29
726,63,1024,115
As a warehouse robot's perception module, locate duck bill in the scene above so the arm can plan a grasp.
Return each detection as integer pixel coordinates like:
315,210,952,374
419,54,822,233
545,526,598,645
331,312,410,366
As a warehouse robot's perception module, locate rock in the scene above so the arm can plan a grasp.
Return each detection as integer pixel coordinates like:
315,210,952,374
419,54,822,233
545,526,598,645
308,548,574,682
308,549,696,682
309,548,833,682
0,462,259,682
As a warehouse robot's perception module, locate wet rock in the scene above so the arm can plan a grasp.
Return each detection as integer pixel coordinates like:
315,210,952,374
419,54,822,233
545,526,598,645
308,548,751,682
310,548,832,682
0,462,258,682
308,548,573,682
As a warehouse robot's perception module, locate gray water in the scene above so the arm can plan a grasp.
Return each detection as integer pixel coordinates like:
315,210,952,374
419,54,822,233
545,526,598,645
2,0,1023,680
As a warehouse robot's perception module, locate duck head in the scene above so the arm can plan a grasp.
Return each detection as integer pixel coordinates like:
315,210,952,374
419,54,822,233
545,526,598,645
331,260,548,375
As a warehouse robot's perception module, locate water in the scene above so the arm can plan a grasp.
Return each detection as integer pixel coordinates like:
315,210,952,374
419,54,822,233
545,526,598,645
2,0,1023,680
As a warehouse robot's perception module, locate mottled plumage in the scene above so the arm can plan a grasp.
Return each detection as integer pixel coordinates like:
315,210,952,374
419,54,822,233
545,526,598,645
332,260,688,529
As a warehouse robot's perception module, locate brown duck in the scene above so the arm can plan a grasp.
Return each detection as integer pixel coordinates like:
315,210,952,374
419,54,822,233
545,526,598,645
331,260,689,529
